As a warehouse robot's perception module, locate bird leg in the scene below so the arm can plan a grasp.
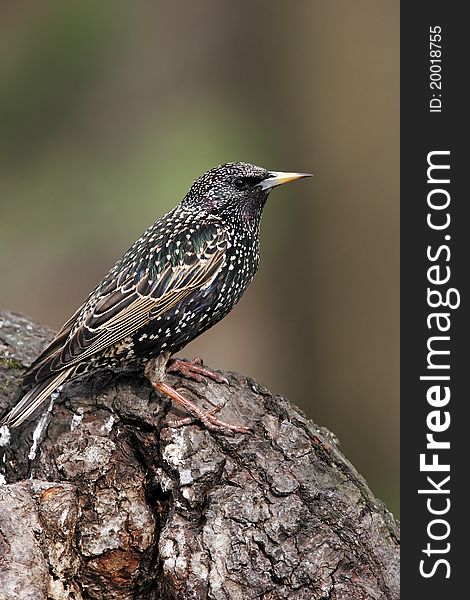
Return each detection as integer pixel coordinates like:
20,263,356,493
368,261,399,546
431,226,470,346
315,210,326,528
163,402,222,429
166,357,229,385
144,358,249,434
153,381,250,434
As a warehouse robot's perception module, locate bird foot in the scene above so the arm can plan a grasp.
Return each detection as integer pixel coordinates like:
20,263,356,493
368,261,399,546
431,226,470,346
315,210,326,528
165,402,222,429
166,357,229,385
153,380,250,435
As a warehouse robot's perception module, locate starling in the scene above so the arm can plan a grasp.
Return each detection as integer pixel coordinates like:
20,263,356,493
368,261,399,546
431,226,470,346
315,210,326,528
2,162,311,432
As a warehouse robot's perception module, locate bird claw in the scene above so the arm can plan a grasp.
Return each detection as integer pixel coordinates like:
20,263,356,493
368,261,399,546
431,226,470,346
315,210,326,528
154,381,250,435
166,401,223,429
166,357,229,385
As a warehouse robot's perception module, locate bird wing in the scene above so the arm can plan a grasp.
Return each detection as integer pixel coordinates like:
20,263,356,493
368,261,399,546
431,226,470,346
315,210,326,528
26,222,229,383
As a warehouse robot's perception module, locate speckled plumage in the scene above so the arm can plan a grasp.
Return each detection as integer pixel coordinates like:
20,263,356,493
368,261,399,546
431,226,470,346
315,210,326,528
2,162,311,427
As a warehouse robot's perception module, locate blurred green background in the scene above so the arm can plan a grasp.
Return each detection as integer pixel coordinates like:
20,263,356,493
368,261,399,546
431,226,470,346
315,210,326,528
0,1,399,515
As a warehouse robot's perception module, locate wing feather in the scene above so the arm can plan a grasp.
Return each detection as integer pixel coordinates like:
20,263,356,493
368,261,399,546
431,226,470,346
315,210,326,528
28,222,228,383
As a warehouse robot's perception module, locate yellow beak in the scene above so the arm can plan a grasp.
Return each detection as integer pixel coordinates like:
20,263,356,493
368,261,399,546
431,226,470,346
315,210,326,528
259,170,313,190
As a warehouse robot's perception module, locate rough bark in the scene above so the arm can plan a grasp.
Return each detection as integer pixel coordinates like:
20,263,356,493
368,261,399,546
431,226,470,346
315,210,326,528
0,310,400,600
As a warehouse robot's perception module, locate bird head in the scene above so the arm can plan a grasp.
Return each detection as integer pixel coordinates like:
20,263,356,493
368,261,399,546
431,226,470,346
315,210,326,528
183,162,312,223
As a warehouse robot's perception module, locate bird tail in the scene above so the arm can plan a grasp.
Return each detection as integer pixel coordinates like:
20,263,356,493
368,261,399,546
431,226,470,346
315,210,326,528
1,368,73,428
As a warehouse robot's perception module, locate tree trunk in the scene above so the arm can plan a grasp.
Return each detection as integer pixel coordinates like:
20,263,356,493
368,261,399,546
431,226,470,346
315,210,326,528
0,310,399,600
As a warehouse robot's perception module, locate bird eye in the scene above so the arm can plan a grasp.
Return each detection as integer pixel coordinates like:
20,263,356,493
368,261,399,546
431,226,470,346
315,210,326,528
233,177,248,190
